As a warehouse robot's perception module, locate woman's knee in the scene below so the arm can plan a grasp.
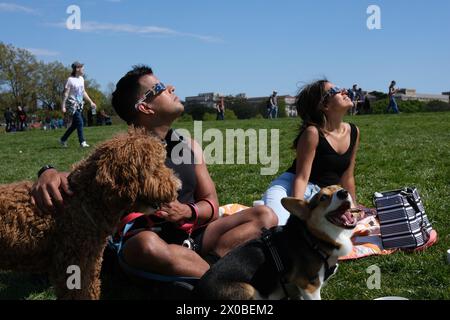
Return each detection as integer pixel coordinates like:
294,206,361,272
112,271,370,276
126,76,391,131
263,178,292,208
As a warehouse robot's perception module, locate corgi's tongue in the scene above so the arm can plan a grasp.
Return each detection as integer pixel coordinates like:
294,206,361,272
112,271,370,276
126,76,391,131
326,202,357,229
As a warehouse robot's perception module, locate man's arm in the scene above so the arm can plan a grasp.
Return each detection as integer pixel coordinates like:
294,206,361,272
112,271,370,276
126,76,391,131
191,138,219,224
157,138,219,225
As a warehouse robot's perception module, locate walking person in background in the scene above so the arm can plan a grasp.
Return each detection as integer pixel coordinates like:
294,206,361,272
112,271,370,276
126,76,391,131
362,91,372,114
266,96,273,119
59,61,96,148
216,96,225,120
4,107,14,132
349,84,358,115
16,106,27,131
270,90,278,119
356,88,365,115
386,80,399,114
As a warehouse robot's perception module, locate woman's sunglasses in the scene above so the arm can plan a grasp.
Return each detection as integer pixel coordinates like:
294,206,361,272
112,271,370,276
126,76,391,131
322,86,347,102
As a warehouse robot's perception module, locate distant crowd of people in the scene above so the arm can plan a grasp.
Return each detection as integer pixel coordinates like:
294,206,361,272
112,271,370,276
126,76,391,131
2,105,112,133
346,84,372,115
2,79,399,133
3,106,29,132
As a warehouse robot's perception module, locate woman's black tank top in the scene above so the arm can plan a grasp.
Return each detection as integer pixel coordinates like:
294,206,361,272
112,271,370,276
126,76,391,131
286,123,357,187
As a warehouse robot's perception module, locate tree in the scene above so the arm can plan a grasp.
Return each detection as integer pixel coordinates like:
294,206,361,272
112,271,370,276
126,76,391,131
277,98,287,118
102,82,117,115
0,91,12,117
36,61,70,110
0,42,115,118
0,42,39,110
227,96,259,119
185,103,214,120
369,91,388,100
84,78,108,112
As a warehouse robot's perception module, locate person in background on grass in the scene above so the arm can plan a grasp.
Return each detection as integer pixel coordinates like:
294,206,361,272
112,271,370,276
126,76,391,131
386,80,399,114
59,61,96,148
31,65,278,279
356,88,365,115
349,84,358,115
270,90,279,119
16,106,27,131
216,96,225,121
4,107,14,132
263,79,360,225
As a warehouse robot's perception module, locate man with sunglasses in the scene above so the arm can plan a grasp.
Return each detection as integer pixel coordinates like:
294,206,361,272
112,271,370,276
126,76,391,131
31,65,278,280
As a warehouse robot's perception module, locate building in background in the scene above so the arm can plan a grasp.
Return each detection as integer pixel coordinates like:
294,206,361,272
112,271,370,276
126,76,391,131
185,93,298,117
395,89,449,103
184,92,222,109
183,88,449,118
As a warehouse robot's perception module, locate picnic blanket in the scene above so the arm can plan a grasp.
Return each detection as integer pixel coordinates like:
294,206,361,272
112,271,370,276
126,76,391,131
219,204,438,261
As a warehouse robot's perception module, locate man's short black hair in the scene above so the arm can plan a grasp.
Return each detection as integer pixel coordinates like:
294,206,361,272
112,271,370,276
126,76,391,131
112,65,153,125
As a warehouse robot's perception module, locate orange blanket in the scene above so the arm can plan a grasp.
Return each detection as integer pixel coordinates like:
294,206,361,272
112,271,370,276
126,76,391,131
219,204,438,261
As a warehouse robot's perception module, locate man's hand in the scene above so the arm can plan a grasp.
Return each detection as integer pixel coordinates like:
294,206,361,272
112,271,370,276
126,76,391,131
31,169,73,214
158,200,192,225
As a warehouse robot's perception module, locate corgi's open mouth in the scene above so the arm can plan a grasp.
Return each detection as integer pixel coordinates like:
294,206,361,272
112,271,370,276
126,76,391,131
326,201,356,229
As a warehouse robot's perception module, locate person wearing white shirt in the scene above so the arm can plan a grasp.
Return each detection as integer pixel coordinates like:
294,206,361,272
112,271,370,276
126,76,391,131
59,61,96,148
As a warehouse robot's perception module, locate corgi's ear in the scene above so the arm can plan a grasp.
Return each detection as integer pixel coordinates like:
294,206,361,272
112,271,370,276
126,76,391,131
281,197,310,221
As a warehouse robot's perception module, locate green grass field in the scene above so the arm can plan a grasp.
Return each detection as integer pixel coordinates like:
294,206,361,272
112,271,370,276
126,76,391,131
0,112,449,300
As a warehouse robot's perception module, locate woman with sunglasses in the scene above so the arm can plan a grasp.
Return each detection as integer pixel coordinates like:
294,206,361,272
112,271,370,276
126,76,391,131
263,80,360,225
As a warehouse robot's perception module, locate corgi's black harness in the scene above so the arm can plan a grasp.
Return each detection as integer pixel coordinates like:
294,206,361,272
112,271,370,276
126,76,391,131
261,224,338,300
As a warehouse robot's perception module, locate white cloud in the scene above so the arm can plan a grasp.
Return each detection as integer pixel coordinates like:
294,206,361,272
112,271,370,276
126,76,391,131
26,48,60,57
0,2,37,14
81,22,177,35
48,20,223,43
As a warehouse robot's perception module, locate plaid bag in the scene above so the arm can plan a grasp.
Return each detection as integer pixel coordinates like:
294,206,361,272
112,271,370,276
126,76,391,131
373,187,432,250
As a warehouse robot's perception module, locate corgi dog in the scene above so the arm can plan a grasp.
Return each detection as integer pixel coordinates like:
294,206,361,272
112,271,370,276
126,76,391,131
194,185,357,300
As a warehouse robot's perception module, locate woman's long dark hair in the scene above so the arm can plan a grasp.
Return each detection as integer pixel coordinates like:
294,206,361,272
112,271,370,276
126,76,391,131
292,79,329,148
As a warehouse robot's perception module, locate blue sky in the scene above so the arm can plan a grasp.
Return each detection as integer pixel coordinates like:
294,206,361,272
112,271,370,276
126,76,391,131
1,0,449,99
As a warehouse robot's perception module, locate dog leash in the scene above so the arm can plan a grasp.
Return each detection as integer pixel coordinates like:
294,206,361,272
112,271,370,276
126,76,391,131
261,228,300,300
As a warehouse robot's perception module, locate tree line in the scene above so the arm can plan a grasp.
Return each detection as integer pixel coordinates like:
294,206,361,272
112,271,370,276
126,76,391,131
0,42,114,117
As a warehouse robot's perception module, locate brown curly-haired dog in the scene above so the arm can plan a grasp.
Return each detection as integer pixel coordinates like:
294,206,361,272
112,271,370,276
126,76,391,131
0,128,181,299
